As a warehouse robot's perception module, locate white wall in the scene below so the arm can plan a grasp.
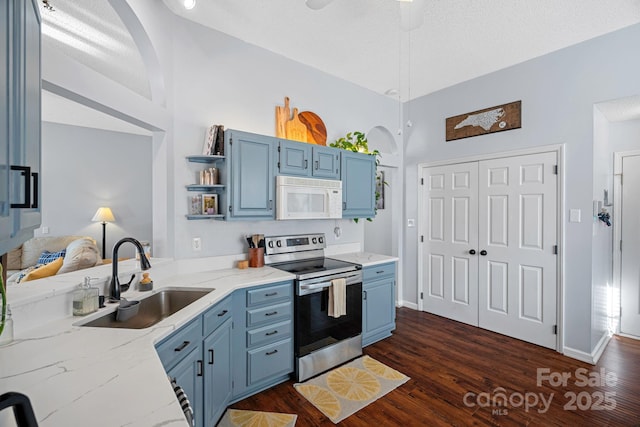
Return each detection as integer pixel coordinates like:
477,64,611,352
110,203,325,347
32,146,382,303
402,23,640,355
38,122,153,259
41,2,401,262
167,13,400,259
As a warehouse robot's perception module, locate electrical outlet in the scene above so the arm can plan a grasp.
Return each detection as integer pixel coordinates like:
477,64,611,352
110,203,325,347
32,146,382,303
192,237,202,251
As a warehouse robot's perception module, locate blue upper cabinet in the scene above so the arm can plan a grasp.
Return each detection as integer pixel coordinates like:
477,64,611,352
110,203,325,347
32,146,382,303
312,145,340,179
227,130,275,220
0,0,41,255
278,140,310,176
341,151,376,219
277,141,340,180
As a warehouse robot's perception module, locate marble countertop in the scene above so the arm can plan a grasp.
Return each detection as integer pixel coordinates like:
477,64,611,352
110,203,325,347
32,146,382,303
329,251,399,267
0,250,397,426
0,262,294,427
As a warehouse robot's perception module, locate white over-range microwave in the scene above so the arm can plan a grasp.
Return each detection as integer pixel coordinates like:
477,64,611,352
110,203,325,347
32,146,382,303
276,175,342,220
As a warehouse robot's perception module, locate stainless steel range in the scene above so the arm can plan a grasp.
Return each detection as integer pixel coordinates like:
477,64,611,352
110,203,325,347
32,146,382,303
264,233,363,382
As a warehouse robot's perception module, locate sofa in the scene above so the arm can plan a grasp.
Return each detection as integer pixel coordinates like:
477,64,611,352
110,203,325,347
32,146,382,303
6,235,103,285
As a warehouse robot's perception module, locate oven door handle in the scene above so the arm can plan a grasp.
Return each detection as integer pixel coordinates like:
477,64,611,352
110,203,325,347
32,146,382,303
300,282,332,291
300,278,360,291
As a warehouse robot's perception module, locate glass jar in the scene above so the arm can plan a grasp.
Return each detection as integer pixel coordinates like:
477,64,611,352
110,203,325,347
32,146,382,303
0,304,14,346
73,277,99,316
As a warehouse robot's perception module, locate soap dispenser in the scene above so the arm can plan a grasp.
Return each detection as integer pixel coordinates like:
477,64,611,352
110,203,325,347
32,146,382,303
73,277,99,316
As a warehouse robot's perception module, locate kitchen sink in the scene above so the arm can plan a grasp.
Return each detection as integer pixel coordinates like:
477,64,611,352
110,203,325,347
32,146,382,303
79,287,214,329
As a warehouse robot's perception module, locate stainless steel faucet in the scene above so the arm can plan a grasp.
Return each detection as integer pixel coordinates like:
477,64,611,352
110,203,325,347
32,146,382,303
109,237,152,301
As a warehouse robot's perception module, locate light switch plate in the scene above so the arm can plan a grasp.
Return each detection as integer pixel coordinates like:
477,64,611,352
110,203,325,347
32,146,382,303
569,209,581,223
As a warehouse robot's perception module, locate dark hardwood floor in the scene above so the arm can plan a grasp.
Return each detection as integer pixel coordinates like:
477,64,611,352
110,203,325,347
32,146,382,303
229,308,640,426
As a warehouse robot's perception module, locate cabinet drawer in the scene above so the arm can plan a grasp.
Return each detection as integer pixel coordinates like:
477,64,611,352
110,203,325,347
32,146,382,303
247,320,292,348
155,317,202,371
203,296,232,337
247,301,292,327
246,282,292,307
247,339,293,385
363,262,396,281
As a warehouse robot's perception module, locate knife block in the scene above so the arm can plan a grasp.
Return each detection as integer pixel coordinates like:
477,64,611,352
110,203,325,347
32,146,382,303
248,247,264,268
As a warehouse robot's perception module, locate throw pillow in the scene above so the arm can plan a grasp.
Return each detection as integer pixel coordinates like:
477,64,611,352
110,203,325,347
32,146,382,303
57,238,102,275
37,249,66,265
22,257,64,282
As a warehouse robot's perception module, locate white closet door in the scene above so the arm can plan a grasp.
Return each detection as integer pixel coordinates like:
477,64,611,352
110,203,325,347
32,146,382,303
421,162,479,326
620,155,640,338
477,152,558,349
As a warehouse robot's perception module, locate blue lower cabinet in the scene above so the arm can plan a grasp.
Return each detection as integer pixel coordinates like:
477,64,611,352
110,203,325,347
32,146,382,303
204,318,232,427
362,263,397,347
155,297,232,427
231,280,294,402
165,344,203,427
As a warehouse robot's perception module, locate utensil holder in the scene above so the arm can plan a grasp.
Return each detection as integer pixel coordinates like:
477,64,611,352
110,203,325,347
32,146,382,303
248,247,264,268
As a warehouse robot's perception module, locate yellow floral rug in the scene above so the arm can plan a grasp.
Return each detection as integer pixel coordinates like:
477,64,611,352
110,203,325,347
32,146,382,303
216,409,297,427
294,355,410,424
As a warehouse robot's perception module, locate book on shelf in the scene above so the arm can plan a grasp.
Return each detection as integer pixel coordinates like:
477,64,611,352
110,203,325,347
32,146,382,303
202,124,225,156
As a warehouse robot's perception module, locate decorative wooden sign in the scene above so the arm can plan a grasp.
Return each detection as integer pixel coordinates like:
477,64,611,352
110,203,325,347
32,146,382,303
446,100,521,141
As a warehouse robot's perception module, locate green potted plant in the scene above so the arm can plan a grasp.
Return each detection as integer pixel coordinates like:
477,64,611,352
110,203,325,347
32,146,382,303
330,131,387,222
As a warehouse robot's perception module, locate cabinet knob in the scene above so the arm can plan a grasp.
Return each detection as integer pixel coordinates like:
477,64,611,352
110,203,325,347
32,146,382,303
480,250,488,256
469,249,476,255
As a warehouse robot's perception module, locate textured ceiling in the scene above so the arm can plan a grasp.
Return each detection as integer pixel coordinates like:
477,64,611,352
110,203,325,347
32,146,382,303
163,0,640,101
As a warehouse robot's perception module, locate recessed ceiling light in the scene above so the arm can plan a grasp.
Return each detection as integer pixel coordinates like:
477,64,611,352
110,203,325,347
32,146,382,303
183,0,196,10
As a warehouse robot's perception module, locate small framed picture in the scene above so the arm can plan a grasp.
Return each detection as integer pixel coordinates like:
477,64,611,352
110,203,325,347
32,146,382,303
189,195,202,215
202,194,218,215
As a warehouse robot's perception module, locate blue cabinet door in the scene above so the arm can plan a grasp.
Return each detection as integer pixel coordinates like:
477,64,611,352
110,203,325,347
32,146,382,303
229,130,275,219
362,262,396,347
0,0,11,247
203,318,232,427
278,140,311,176
312,146,340,179
167,345,203,427
341,151,376,219
0,0,41,255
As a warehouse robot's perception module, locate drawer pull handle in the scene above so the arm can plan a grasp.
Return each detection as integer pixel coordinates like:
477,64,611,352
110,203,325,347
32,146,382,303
217,309,228,317
209,349,215,365
197,360,203,376
265,311,278,316
265,330,278,336
265,292,278,297
174,341,190,352
376,270,385,274
266,349,278,356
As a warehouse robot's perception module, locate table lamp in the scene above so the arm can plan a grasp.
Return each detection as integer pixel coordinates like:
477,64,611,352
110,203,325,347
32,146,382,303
92,207,115,259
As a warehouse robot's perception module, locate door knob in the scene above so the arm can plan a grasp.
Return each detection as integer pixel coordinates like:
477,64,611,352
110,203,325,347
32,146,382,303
480,250,488,256
469,249,476,255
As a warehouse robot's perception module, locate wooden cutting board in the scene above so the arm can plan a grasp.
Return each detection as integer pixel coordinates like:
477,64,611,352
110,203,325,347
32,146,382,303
298,111,327,146
275,96,290,138
285,108,308,143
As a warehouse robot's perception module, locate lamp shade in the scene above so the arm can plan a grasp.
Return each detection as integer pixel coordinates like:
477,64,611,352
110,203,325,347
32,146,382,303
92,207,115,223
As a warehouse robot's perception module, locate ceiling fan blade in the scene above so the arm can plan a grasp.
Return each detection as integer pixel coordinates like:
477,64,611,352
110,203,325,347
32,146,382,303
305,0,335,10
399,0,425,31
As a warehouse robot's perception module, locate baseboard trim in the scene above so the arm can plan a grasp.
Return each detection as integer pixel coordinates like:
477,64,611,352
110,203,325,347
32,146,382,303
400,300,418,310
563,332,611,365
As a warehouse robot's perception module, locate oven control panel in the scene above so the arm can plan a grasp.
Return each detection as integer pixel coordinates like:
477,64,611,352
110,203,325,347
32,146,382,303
264,233,326,255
